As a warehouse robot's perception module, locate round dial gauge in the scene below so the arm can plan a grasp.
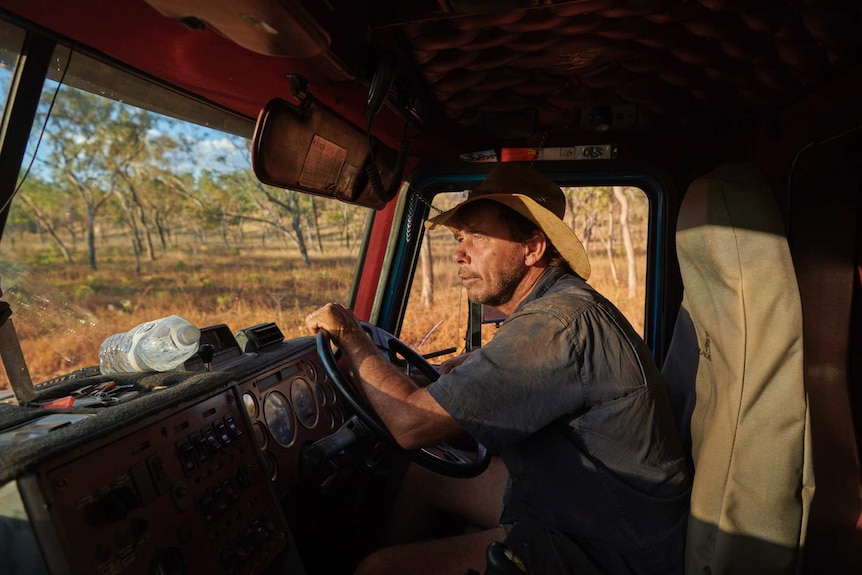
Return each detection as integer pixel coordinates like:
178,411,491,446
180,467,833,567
252,421,268,449
331,405,345,427
263,391,295,447
291,377,318,429
305,362,317,383
323,409,335,430
312,381,326,406
323,380,337,405
242,392,258,419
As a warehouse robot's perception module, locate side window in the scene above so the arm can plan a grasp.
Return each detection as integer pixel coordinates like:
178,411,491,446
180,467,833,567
400,185,650,360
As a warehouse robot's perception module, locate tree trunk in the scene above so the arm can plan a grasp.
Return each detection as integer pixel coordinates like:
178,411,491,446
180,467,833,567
342,204,352,250
136,200,157,261
87,209,97,271
581,215,594,255
604,201,619,286
420,236,434,308
310,197,323,253
613,186,637,299
125,179,157,261
290,211,311,266
131,232,142,274
155,214,169,252
563,188,576,229
18,196,73,263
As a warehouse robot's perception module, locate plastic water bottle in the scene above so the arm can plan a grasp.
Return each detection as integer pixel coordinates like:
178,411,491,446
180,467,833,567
99,315,201,375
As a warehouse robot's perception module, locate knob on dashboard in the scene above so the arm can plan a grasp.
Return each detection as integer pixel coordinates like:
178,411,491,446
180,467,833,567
198,343,214,371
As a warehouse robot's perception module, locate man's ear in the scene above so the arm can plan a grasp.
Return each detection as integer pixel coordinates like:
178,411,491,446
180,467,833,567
523,230,547,266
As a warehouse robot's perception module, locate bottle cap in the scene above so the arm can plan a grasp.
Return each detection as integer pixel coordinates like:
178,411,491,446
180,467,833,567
176,324,201,345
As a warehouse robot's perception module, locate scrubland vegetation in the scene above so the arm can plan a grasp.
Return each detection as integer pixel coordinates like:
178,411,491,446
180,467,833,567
1,218,645,387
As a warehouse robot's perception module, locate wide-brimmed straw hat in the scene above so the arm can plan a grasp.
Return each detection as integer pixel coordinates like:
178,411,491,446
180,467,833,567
425,163,591,280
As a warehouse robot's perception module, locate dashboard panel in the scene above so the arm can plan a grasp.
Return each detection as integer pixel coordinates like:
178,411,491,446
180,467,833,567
0,330,357,575
20,388,286,575
238,349,347,499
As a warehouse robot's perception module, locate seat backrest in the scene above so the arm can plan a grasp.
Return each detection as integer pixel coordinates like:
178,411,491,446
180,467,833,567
662,163,815,574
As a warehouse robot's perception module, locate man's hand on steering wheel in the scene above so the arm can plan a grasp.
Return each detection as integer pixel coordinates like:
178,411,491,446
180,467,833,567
305,303,490,478
305,302,365,349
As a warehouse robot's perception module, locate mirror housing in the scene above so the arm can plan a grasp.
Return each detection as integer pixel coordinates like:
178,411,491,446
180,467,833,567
252,97,400,209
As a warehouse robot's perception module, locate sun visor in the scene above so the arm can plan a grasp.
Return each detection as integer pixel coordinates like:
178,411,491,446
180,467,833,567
144,0,329,57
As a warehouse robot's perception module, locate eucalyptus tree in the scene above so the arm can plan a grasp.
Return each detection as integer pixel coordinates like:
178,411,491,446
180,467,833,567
233,170,312,266
613,186,637,298
563,185,645,297
194,134,315,266
100,105,159,272
14,176,75,262
39,87,115,270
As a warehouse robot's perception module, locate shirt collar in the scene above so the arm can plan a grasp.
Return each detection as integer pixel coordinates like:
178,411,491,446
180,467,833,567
512,267,568,314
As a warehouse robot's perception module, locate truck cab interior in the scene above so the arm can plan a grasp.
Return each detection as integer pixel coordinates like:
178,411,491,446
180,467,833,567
0,0,860,574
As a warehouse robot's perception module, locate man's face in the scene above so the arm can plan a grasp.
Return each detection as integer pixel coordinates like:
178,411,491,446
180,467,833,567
451,202,530,307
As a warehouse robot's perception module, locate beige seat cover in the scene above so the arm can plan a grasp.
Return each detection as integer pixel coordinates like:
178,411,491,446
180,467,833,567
675,163,815,573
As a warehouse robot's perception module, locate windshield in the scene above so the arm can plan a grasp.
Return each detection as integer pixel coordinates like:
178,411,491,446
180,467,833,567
400,184,650,361
0,32,371,387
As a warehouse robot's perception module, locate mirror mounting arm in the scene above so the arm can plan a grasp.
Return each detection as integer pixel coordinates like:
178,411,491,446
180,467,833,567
366,138,409,203
288,74,313,115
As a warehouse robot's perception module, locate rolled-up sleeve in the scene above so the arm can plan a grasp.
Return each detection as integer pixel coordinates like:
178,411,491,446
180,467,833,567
428,308,584,451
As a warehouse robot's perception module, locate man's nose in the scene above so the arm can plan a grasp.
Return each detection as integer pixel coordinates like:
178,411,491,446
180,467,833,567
452,243,468,264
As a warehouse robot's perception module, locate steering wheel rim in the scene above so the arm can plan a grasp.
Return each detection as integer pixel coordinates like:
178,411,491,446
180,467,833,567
316,322,490,478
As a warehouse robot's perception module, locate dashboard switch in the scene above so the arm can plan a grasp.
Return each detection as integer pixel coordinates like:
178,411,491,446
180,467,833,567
204,427,221,452
214,421,231,447
224,415,243,439
176,440,196,476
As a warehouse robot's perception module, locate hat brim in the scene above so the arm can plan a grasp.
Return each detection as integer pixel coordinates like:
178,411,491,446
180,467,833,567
426,193,592,280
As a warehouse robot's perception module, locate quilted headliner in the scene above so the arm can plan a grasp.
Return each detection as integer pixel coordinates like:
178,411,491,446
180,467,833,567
376,0,862,133
0,0,859,146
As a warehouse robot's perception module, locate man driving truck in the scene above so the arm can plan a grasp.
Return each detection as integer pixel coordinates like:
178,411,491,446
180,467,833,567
306,163,691,575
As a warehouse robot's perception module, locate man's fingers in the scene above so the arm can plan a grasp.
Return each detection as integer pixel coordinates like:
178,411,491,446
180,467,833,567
306,302,352,339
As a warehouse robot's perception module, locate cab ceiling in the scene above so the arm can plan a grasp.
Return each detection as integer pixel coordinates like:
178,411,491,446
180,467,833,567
365,0,862,135
0,0,860,145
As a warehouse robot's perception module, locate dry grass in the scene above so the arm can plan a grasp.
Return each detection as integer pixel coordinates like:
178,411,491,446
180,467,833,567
2,236,356,386
1,230,645,388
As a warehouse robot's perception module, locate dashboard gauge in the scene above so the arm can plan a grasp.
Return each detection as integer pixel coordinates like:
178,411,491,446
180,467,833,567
242,392,258,419
312,380,326,406
305,361,317,383
263,391,295,447
331,405,345,427
322,409,335,430
320,380,336,405
252,421,268,449
291,377,318,429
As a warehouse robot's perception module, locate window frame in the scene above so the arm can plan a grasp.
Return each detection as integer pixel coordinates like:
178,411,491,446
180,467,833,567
374,161,679,363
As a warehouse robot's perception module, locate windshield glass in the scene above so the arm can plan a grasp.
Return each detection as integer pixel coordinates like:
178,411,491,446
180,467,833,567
401,184,650,360
0,41,370,387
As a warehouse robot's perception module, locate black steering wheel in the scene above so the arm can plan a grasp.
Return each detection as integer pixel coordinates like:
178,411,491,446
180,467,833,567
316,321,490,478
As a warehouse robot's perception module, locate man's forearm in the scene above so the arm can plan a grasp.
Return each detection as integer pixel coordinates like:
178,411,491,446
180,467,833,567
339,331,461,449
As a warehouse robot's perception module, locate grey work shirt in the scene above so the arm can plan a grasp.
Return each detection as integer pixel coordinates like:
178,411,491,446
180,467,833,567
427,267,690,575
